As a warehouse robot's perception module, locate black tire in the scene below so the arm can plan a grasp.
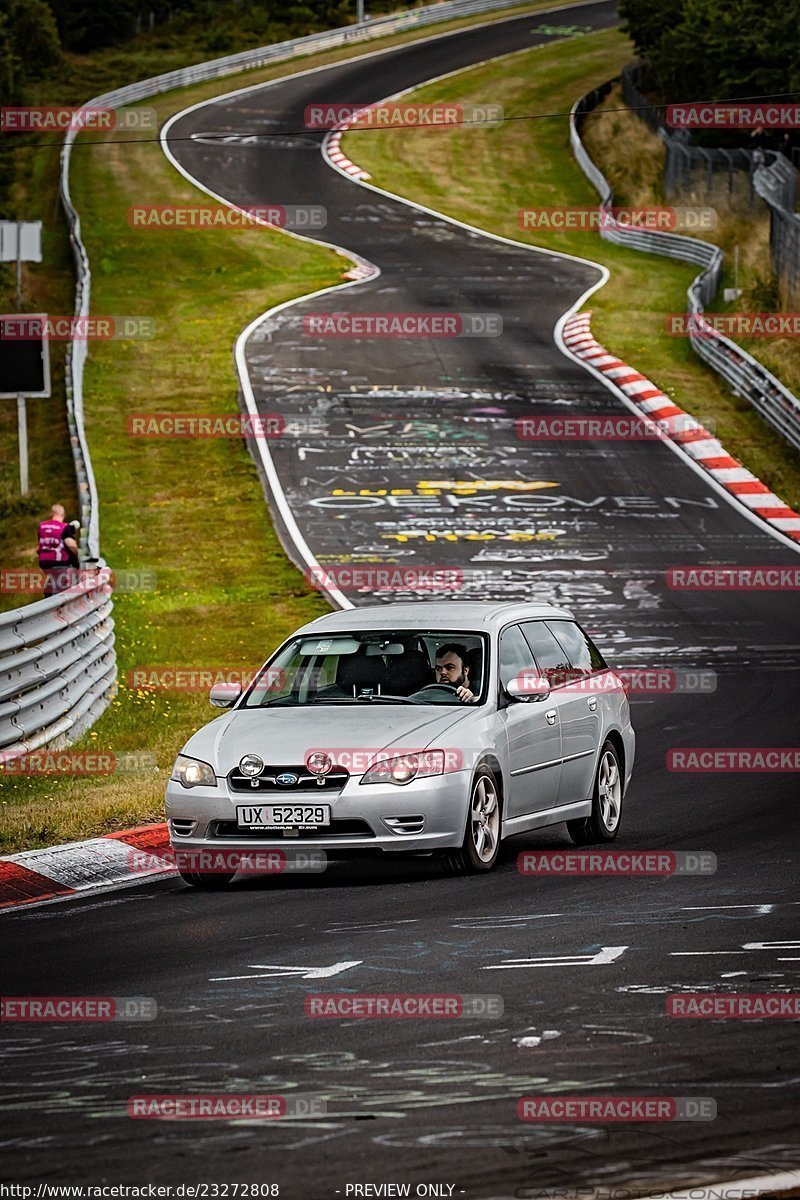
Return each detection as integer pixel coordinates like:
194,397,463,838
178,868,236,889
441,766,502,875
566,740,623,845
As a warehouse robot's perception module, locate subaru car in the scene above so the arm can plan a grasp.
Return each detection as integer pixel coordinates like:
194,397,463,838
165,601,635,886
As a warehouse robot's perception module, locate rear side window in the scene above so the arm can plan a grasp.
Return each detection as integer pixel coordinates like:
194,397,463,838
546,620,607,675
498,624,537,689
519,621,572,686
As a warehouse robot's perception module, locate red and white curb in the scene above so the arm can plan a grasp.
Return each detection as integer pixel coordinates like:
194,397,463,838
321,110,377,280
322,112,378,283
0,822,173,909
562,312,800,543
343,259,378,282
326,109,372,181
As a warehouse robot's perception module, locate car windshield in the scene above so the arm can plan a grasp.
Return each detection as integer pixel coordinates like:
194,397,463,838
243,630,489,707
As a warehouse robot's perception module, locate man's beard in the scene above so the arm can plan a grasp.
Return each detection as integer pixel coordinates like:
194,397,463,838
438,669,466,688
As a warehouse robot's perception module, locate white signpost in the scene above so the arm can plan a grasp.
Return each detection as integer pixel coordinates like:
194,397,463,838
1,221,48,496
0,220,42,305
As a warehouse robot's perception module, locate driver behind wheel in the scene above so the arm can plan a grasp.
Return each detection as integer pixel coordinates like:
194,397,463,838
434,643,478,704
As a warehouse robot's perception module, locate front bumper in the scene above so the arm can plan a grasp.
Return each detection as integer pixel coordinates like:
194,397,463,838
165,770,471,855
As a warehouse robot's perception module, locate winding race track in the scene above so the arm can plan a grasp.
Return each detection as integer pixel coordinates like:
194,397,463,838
3,3,800,1195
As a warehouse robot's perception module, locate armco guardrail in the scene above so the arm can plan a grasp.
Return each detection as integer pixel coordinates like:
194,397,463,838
0,572,116,758
621,63,800,307
570,84,800,455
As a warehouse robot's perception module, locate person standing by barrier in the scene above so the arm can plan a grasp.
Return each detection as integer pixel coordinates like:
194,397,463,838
37,504,80,596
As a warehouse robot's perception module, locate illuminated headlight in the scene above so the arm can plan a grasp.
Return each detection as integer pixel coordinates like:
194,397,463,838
361,751,444,786
173,754,216,788
306,751,332,776
239,753,264,777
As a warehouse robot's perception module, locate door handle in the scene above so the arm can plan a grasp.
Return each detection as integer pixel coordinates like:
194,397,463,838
545,710,557,725
588,697,598,711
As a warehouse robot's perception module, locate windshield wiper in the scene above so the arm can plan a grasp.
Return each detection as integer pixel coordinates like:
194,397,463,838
254,694,420,707
313,694,419,705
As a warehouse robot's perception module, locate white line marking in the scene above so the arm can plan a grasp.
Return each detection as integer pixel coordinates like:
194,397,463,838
670,951,746,956
672,941,800,956
743,941,800,950
483,945,627,969
211,959,362,982
681,904,775,912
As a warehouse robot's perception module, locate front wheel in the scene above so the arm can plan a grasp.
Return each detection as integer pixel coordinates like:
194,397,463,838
441,766,501,875
566,740,623,845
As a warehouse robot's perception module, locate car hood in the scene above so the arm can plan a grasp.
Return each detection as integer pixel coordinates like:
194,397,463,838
182,704,475,775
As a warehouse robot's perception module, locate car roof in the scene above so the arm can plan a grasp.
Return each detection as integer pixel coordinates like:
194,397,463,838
295,601,575,635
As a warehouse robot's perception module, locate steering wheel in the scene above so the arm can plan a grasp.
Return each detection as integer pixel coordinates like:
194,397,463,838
412,683,460,701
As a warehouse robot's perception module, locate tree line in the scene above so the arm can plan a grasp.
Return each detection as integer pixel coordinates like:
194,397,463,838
0,0,400,208
618,0,800,102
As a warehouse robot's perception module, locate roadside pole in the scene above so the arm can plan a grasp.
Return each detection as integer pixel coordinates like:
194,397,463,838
17,394,29,495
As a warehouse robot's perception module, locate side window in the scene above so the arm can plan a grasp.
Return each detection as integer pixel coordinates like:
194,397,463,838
498,624,537,690
520,621,572,686
545,620,607,676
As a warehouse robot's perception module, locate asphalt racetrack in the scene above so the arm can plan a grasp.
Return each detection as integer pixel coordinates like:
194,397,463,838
3,3,799,1196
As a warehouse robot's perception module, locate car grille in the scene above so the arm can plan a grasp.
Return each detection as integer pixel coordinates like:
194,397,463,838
209,819,375,840
227,766,349,794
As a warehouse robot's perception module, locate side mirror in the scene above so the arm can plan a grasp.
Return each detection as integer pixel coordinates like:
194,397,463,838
210,682,241,708
506,673,551,702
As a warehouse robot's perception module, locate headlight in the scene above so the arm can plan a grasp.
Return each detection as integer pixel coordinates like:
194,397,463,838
361,751,444,786
173,754,216,788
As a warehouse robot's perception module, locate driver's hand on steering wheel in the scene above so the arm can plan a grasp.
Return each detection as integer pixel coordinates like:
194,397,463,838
455,685,477,704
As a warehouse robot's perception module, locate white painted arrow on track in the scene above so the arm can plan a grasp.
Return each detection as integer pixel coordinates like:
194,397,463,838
482,946,628,970
210,960,362,982
671,940,800,957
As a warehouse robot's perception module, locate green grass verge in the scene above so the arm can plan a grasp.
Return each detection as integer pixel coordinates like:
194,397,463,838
342,25,800,510
0,0,604,853
0,104,340,852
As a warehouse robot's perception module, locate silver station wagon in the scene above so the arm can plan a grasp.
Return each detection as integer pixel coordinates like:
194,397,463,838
165,602,635,886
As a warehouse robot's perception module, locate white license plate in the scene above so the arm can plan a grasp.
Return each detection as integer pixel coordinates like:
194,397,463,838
236,804,331,829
